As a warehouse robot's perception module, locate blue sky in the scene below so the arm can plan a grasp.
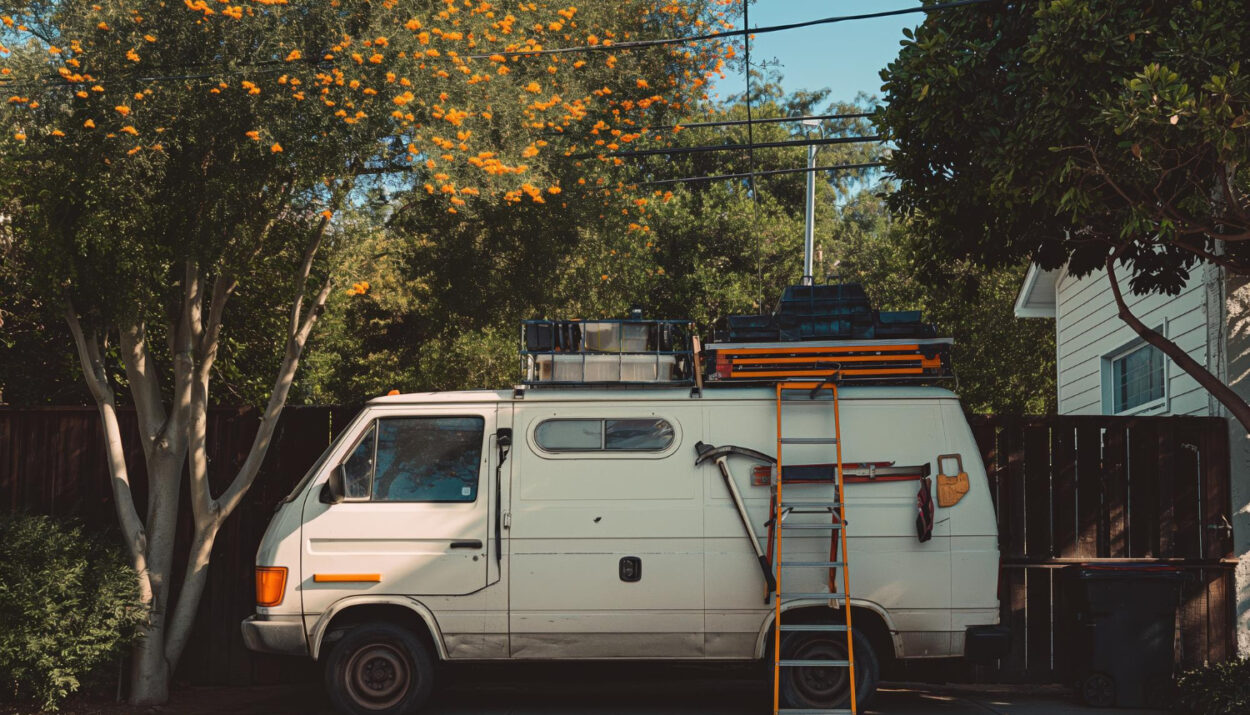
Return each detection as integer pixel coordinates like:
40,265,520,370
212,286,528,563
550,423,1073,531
711,1,925,107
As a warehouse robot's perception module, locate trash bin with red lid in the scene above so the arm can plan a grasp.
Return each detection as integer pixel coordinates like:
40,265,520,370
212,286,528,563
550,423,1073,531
1059,563,1185,708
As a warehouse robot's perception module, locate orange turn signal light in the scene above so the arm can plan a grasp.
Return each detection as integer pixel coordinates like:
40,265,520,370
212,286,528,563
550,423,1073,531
255,566,287,608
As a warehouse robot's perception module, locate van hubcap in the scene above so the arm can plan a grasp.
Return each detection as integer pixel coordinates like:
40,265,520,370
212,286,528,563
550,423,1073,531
346,643,411,709
787,635,850,705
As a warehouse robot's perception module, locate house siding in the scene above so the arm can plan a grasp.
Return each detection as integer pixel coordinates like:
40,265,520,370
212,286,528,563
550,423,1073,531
1054,267,1210,417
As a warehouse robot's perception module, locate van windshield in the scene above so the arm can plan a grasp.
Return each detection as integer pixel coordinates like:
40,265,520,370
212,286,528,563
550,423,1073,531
280,421,359,504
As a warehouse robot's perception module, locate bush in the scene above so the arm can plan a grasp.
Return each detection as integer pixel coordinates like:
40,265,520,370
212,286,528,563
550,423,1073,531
1173,658,1250,715
0,514,144,710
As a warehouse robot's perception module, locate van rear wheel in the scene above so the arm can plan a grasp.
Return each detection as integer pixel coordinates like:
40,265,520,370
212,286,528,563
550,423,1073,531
325,623,434,715
778,627,879,711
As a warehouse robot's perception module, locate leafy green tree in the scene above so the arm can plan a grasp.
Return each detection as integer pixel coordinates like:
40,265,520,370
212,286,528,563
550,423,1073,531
304,83,1053,413
0,0,735,702
876,0,1250,427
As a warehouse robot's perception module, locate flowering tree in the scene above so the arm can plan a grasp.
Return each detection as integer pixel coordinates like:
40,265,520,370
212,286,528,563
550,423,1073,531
0,0,735,703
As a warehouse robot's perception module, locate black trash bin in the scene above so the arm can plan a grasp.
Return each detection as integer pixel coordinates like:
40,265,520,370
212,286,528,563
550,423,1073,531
1060,563,1184,708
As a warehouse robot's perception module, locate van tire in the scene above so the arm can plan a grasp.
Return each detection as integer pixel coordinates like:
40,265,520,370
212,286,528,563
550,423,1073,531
778,627,879,711
324,623,434,715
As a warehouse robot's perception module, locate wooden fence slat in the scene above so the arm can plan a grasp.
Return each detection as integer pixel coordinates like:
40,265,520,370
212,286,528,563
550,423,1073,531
1025,567,1054,682
1052,422,1077,558
1003,420,1027,558
1203,419,1232,561
1075,425,1102,559
1024,426,1052,558
1157,422,1177,558
1102,424,1128,558
1129,421,1160,557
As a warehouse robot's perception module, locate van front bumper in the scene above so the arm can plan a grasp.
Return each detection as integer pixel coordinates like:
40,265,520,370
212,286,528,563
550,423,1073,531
241,615,308,657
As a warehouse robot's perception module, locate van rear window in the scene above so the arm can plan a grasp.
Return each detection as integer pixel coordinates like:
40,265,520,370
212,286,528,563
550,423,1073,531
535,418,674,452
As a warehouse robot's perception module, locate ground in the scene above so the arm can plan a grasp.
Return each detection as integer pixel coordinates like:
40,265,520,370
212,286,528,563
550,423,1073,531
5,664,1171,714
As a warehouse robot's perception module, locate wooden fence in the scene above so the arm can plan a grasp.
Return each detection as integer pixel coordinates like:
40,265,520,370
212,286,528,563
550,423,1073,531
960,414,1235,682
0,407,1236,685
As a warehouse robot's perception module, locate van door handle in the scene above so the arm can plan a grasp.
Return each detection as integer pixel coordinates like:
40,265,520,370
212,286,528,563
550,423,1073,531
450,540,483,549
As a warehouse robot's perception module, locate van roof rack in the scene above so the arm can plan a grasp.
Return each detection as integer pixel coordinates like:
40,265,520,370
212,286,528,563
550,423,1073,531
700,337,954,384
519,318,697,387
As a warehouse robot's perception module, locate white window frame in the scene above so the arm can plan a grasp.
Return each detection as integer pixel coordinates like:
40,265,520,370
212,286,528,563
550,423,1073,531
527,412,683,461
1100,326,1168,416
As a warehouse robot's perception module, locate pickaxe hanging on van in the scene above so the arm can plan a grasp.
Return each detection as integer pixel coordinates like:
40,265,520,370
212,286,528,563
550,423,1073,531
694,441,776,598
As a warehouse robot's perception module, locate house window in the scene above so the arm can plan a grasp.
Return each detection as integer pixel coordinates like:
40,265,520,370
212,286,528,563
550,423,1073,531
1108,342,1165,414
535,418,675,452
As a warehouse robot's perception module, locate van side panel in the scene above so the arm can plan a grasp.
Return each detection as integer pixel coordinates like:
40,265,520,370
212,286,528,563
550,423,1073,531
703,396,957,659
940,401,1002,653
507,404,706,658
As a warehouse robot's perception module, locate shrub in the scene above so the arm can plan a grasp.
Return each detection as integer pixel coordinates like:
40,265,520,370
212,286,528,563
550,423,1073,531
1173,658,1250,715
0,514,144,710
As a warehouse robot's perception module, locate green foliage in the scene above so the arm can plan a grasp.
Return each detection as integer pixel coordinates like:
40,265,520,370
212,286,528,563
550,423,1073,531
876,0,1250,291
299,83,1054,414
1173,658,1250,715
0,515,144,710
831,192,1055,414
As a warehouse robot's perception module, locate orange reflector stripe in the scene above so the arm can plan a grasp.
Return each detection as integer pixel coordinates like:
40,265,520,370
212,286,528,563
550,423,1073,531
731,354,931,365
721,344,922,355
255,566,287,608
313,573,382,583
731,367,927,379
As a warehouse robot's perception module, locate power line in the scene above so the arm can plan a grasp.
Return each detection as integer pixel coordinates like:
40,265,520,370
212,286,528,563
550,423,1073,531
460,0,999,60
575,134,882,160
641,161,885,187
643,112,876,132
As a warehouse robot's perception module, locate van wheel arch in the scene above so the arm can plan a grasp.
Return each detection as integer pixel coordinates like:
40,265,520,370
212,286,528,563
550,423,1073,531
758,604,898,665
317,602,442,663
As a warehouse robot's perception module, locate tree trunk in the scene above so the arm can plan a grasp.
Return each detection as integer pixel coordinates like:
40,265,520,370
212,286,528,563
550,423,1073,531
129,621,170,705
1105,255,1250,431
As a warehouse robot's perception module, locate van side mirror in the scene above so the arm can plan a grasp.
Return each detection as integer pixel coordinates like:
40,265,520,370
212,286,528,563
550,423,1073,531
320,466,346,505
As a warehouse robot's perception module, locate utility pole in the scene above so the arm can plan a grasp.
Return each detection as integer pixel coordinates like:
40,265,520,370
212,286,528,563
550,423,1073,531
801,119,821,286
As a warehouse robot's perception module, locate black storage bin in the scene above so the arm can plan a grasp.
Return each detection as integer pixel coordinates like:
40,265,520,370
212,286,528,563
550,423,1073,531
715,314,780,343
1059,564,1184,709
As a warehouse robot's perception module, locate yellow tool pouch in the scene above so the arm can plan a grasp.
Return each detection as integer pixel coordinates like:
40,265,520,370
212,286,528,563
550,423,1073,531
936,453,970,508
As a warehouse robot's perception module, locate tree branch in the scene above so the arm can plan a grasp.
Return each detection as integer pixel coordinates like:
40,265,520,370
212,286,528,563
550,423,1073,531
64,299,152,604
1105,251,1250,432
118,323,167,460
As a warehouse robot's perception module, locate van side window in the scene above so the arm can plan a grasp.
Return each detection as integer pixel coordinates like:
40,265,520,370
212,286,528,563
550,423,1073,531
341,424,376,500
535,418,674,452
371,417,485,502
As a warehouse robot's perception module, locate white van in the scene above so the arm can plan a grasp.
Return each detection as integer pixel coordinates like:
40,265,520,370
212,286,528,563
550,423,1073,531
242,385,1007,713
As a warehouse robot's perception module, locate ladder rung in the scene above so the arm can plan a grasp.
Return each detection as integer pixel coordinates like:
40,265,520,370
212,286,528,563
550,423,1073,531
778,624,848,632
781,501,843,508
778,709,855,714
780,523,843,530
779,437,838,444
780,561,846,568
780,592,848,600
778,659,850,667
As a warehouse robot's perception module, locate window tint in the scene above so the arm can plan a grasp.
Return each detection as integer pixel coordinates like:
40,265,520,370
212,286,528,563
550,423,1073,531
372,417,484,502
535,418,674,452
605,419,674,450
535,419,601,450
341,425,376,500
1112,344,1164,413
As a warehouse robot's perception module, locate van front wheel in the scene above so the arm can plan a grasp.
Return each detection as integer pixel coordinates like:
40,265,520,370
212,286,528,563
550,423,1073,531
325,623,434,715
779,627,879,711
